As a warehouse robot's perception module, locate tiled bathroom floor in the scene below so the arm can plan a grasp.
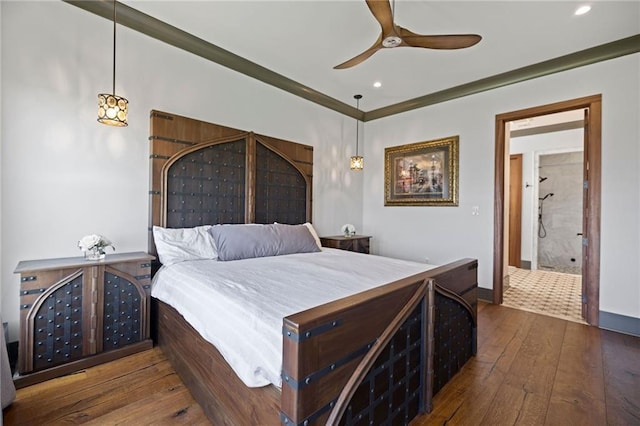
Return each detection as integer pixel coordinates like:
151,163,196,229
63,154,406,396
503,267,585,323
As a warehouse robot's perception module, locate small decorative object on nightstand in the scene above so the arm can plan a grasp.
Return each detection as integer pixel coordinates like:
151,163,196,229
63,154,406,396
341,224,356,237
78,234,115,260
320,235,371,254
14,251,154,388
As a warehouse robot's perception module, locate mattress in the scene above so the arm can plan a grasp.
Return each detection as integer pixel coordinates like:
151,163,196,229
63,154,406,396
151,248,435,388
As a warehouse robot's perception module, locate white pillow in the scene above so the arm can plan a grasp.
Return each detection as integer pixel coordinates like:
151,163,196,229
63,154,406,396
304,222,323,250
153,225,217,266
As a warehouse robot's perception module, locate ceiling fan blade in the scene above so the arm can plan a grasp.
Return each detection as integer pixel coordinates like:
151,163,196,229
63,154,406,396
334,45,382,70
398,27,482,49
365,0,396,35
334,35,383,69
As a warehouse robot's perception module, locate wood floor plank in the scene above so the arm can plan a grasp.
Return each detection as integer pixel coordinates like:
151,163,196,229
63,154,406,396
11,347,168,401
82,383,210,426
49,368,184,424
601,329,640,425
478,314,566,425
5,354,177,424
3,349,207,425
545,321,606,425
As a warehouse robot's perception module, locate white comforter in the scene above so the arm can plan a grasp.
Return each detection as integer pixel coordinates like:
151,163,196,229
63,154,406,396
151,248,434,388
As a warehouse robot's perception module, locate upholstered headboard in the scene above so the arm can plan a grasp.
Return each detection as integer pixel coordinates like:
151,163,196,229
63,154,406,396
148,110,313,257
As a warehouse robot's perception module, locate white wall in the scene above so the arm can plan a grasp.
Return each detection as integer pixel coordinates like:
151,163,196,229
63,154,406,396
0,2,363,340
511,129,583,264
363,54,640,320
0,1,3,327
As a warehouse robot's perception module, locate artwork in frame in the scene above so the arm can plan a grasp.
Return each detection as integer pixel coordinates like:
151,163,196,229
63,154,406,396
384,136,459,206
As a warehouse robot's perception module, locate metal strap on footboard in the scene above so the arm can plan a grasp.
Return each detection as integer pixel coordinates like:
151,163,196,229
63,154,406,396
282,341,374,391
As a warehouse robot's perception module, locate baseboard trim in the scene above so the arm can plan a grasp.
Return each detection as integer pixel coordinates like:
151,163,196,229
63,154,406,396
478,287,494,302
520,261,531,270
599,311,640,337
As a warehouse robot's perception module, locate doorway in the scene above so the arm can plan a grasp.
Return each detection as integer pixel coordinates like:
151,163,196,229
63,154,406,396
493,95,601,325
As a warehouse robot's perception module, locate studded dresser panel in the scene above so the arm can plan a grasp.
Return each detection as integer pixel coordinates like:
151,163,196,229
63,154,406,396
102,271,143,351
30,275,85,372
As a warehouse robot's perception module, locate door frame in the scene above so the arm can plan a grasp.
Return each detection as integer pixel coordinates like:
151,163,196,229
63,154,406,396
493,94,601,325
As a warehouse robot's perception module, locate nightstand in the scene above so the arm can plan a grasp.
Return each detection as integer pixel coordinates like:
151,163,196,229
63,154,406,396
14,251,154,387
320,235,371,254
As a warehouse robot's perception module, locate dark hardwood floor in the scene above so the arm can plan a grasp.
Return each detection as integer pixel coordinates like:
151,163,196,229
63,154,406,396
4,302,639,425
416,302,640,425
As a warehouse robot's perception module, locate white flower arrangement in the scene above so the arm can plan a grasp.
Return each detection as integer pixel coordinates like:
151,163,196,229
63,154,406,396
341,224,356,237
78,234,115,260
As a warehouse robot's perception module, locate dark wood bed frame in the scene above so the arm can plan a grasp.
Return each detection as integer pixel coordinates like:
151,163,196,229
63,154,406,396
148,110,478,425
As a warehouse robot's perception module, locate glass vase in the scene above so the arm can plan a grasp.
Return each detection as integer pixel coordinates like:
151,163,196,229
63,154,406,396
85,249,105,261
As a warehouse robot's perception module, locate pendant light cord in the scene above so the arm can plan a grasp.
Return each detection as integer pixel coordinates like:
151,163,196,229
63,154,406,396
355,98,359,156
112,0,117,95
354,94,362,156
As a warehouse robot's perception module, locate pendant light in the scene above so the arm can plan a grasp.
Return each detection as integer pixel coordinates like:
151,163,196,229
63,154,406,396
97,0,128,127
350,94,364,170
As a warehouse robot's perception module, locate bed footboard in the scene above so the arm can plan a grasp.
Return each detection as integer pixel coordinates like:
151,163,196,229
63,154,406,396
281,258,478,425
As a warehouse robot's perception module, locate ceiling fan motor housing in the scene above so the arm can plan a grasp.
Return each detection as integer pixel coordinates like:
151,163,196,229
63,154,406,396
382,36,402,48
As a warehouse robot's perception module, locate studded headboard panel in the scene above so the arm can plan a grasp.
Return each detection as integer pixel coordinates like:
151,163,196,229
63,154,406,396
165,138,247,228
255,142,308,225
149,110,313,257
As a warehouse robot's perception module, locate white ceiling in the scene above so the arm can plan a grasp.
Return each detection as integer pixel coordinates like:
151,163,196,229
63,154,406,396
122,1,640,111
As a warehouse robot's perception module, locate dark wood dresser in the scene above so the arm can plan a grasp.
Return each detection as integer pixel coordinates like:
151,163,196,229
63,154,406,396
14,251,154,387
320,235,371,254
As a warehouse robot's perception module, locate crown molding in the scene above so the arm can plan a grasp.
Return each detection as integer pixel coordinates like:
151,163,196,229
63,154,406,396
364,34,640,121
64,1,638,123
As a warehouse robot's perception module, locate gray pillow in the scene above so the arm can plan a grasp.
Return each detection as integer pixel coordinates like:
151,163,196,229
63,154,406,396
210,223,321,261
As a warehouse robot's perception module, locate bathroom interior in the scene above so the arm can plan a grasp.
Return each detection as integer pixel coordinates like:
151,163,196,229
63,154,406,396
505,110,585,323
536,151,584,275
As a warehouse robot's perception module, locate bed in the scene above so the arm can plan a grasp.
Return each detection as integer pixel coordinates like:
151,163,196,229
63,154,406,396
148,111,478,425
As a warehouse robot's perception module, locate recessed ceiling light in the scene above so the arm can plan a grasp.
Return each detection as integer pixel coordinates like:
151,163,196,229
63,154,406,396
575,5,591,15
373,81,382,88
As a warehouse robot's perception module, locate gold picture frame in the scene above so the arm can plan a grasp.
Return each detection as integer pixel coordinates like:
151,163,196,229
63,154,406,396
384,136,459,206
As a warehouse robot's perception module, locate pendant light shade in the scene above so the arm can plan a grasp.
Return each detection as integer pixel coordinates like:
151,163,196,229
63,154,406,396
98,0,128,127
350,155,364,170
97,94,128,126
350,94,363,170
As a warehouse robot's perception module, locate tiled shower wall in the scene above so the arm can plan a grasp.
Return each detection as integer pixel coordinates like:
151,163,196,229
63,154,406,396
537,151,583,273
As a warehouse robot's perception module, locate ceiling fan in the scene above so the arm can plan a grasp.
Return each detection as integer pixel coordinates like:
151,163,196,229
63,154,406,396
334,0,482,69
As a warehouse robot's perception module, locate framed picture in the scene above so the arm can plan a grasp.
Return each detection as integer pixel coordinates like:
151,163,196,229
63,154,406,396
384,136,459,206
